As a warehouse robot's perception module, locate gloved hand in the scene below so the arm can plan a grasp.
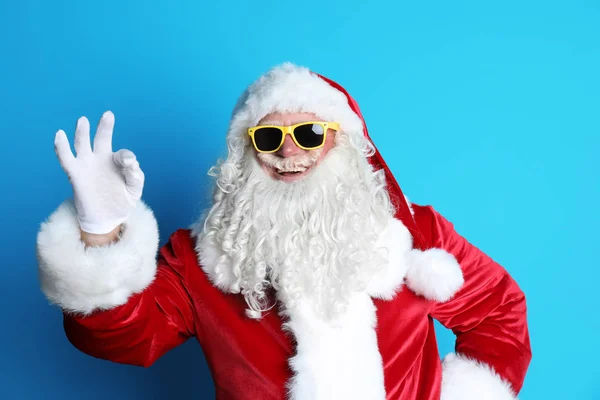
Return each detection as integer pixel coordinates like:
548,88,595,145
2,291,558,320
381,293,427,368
54,111,145,234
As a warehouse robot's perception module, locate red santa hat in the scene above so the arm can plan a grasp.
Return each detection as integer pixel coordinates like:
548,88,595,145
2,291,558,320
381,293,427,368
227,62,427,250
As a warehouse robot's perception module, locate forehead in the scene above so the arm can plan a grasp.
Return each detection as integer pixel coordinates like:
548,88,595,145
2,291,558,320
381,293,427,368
258,112,320,126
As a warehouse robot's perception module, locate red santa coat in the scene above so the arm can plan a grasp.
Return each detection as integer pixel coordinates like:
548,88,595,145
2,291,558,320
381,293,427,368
37,201,531,399
36,64,531,399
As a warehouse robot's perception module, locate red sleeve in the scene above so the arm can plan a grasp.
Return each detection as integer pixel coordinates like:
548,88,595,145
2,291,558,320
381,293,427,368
415,205,532,394
62,230,197,368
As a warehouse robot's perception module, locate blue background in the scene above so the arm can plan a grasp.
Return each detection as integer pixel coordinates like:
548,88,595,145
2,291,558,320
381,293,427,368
1,0,598,398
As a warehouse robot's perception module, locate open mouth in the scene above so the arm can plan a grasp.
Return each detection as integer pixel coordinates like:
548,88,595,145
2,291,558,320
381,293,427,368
275,166,311,181
279,171,302,176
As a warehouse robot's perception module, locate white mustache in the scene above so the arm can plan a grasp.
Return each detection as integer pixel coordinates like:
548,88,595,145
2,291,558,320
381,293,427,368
257,149,322,173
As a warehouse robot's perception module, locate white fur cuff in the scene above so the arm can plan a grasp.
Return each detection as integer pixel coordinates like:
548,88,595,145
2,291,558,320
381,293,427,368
441,353,518,400
36,199,159,315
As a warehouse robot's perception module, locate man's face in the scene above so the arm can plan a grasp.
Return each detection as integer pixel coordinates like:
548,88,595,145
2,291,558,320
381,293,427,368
253,112,336,183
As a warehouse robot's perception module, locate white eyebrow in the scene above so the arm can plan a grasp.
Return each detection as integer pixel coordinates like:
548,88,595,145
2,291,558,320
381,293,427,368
258,120,283,126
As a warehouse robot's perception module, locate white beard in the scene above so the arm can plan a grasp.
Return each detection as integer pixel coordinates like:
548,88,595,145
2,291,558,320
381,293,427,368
195,135,395,321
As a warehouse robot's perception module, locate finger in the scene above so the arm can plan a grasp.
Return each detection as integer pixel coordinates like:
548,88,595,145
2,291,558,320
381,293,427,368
113,149,137,168
93,110,115,154
54,130,75,170
124,162,145,200
74,116,92,156
113,149,145,199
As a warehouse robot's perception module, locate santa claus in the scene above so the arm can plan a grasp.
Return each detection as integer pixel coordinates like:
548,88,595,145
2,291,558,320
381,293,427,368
36,63,532,399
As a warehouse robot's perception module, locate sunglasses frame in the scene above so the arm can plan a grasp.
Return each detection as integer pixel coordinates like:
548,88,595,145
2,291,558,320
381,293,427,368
247,121,341,154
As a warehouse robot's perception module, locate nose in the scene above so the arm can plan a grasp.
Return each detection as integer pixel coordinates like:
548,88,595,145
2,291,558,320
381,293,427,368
277,134,304,158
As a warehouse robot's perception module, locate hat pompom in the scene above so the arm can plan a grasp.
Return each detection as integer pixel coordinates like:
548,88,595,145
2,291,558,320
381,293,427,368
405,248,464,302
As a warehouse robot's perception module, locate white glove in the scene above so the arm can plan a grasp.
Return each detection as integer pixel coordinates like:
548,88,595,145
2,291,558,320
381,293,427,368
54,111,145,234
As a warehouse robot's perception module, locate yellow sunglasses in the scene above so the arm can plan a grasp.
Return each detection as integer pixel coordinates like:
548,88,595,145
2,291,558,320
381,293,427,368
248,121,340,153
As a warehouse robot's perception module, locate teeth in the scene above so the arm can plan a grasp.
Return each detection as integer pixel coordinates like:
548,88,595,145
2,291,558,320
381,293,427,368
276,167,307,174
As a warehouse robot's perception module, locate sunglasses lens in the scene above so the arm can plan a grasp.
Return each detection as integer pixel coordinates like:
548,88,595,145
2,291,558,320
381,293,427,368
254,127,283,152
293,123,325,148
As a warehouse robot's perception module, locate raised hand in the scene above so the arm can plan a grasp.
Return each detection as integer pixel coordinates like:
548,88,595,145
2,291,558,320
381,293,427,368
54,111,145,235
